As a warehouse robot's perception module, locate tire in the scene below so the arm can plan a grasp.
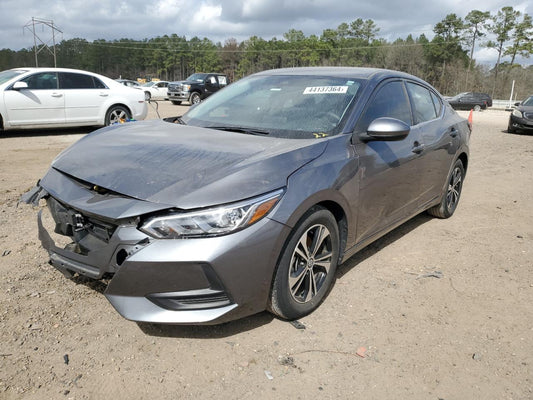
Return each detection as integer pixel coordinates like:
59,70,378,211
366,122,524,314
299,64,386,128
507,123,516,134
427,159,465,219
171,100,182,105
474,105,481,112
189,92,201,105
105,105,131,126
144,91,151,101
269,206,340,320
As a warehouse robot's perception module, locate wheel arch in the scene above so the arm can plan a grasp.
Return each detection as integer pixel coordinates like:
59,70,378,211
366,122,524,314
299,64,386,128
457,151,468,175
105,103,133,119
316,200,348,263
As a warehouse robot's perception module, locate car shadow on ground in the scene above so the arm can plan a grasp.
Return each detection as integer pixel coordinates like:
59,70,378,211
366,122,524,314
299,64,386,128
337,211,433,279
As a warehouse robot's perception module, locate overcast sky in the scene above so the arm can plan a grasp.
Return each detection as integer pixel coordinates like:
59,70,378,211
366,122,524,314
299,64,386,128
0,0,531,66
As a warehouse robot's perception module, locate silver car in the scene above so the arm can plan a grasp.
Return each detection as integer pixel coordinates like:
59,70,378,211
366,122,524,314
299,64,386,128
23,67,470,324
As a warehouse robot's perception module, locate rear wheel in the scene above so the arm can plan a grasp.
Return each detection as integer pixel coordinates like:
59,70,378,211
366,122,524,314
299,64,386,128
474,105,481,112
269,207,340,320
105,105,130,126
427,159,465,219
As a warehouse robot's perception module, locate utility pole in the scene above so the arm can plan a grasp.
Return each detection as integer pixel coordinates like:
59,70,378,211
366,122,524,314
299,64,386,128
23,17,63,67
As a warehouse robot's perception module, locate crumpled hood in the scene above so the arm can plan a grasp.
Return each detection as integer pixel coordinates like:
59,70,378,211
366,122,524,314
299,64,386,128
50,120,327,209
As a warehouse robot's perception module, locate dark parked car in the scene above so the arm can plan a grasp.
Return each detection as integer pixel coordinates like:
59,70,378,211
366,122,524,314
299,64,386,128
447,92,492,111
508,95,533,133
23,67,470,325
167,73,228,105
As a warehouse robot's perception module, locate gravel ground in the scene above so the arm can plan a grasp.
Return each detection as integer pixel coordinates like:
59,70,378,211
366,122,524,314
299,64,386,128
0,103,532,400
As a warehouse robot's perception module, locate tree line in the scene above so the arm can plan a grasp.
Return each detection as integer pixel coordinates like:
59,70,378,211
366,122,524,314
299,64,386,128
1,6,531,99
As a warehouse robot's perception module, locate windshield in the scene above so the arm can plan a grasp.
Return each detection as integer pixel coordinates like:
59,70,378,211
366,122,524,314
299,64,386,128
0,69,27,85
186,73,208,82
522,96,533,106
182,74,363,139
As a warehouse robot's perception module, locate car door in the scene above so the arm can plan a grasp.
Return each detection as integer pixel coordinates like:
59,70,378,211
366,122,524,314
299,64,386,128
152,82,168,100
3,71,65,127
204,75,220,97
59,72,108,124
353,79,425,243
405,82,458,208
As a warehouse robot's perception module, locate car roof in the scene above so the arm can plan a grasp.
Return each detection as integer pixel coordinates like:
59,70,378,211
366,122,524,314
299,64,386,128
11,67,102,75
255,67,420,81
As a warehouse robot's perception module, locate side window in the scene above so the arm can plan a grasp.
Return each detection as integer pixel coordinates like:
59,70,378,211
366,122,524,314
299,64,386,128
21,72,58,90
218,76,227,86
355,80,411,132
430,91,442,116
93,77,106,89
60,72,93,89
59,72,105,89
406,82,437,124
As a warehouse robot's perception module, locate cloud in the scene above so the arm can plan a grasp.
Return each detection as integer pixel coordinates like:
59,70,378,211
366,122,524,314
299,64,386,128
0,0,530,65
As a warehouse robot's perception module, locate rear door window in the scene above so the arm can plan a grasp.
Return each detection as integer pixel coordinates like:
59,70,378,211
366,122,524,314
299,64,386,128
59,72,106,89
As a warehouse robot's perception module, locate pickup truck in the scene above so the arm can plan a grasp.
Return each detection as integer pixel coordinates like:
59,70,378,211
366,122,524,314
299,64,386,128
167,73,228,105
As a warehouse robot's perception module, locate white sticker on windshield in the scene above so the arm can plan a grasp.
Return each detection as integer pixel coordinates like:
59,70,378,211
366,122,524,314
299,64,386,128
303,86,348,95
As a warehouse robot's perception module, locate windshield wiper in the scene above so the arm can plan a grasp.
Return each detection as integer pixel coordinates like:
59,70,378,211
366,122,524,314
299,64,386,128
209,126,270,135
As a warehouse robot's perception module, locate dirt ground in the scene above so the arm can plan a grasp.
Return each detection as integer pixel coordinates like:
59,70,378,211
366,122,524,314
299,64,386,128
0,102,531,400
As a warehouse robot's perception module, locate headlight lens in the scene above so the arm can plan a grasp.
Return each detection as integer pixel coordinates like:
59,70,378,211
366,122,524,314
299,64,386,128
512,109,523,118
183,84,191,91
140,189,284,238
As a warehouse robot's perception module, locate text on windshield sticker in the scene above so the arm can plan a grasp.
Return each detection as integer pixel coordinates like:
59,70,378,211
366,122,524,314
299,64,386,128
303,86,348,94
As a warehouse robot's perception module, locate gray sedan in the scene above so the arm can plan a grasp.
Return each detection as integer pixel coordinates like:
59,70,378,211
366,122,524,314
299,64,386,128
23,67,470,324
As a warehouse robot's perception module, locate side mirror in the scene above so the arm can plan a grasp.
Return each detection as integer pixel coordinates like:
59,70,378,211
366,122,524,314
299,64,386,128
12,81,28,90
358,117,410,142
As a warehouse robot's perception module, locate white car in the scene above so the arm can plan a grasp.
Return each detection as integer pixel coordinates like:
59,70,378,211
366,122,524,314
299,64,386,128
0,67,148,131
140,81,170,101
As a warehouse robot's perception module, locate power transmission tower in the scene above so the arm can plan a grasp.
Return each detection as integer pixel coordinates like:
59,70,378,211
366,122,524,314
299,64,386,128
23,17,63,67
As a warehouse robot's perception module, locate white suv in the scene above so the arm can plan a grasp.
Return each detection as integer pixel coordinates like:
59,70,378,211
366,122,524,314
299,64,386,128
0,67,147,131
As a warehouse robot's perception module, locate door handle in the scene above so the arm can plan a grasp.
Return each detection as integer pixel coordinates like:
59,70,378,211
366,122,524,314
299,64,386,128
99,92,109,97
51,93,63,97
412,142,425,154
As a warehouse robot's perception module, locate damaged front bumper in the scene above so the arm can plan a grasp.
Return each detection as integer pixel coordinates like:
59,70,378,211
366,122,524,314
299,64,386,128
23,169,289,324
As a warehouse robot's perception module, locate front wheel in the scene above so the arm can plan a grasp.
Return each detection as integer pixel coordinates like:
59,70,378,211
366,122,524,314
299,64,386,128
189,92,201,105
269,207,340,320
427,159,465,219
105,105,131,126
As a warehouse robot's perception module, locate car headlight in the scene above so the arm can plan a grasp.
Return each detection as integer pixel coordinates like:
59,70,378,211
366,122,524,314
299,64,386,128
183,84,191,91
512,109,523,118
140,189,284,238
